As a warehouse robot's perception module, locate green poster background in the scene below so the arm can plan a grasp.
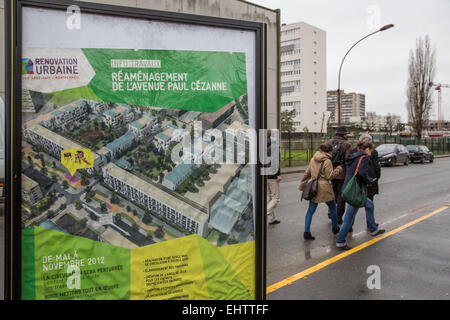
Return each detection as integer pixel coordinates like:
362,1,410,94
22,227,255,300
23,227,131,300
49,48,247,113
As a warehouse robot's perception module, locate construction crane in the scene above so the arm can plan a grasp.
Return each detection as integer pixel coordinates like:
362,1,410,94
430,82,450,131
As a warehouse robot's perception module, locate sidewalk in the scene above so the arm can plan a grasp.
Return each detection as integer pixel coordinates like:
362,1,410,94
281,165,307,175
280,153,450,176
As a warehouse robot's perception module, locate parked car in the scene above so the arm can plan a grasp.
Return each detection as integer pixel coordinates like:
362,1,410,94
406,145,434,163
376,144,410,166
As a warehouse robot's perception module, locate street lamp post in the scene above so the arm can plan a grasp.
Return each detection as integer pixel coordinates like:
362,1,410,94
336,24,394,127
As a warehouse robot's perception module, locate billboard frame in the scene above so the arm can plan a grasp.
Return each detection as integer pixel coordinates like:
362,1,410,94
5,0,267,300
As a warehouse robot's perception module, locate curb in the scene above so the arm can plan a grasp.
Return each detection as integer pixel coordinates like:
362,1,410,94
281,169,306,175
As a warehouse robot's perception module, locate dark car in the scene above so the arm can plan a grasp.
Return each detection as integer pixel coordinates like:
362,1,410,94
406,145,434,163
376,144,410,166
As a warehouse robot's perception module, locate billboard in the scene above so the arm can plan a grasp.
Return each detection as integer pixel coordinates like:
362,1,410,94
6,0,265,300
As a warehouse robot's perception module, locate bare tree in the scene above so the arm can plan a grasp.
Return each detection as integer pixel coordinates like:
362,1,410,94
406,35,436,139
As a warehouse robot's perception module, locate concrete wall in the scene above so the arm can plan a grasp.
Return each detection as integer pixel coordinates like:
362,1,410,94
0,0,279,129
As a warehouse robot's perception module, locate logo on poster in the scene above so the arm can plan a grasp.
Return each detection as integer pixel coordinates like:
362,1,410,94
32,57,79,75
22,58,34,74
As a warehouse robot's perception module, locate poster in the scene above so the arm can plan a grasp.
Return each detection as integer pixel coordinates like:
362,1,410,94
19,6,258,300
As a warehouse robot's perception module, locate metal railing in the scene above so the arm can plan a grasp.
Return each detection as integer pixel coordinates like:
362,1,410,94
280,134,450,168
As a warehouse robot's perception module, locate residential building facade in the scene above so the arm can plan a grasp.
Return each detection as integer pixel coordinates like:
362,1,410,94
102,162,208,236
41,100,89,130
162,163,194,191
103,132,137,160
153,124,183,152
327,90,365,125
24,124,106,173
200,101,235,129
128,113,156,138
280,22,328,133
22,173,43,205
102,104,134,128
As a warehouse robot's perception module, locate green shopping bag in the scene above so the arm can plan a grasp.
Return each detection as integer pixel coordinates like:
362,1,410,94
341,156,367,208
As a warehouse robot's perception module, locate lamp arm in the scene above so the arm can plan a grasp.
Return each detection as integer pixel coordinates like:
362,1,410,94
337,29,381,90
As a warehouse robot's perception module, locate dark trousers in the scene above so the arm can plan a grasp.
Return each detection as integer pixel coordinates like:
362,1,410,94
332,179,346,222
349,193,376,228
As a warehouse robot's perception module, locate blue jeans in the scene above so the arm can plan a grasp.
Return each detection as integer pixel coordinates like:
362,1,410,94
336,198,378,246
305,200,338,233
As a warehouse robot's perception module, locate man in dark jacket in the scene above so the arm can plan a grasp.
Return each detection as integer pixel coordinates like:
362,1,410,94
329,126,352,224
336,140,385,250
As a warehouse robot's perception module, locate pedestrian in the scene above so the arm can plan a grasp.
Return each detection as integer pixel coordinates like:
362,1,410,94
359,133,381,229
299,142,344,240
267,130,281,225
359,134,381,201
336,140,385,250
329,127,353,224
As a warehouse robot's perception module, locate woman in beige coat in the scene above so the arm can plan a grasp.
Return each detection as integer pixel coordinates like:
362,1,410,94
299,142,344,240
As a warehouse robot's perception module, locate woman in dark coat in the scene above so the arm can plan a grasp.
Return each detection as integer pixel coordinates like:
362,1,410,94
359,134,381,230
360,134,381,200
335,140,385,250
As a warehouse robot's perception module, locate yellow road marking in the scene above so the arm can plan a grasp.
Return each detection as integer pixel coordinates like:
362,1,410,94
267,205,450,295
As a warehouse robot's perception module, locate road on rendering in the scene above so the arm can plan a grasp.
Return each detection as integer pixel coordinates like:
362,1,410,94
267,157,450,299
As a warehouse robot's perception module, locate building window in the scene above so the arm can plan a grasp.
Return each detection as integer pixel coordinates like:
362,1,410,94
281,39,301,47
281,101,301,116
281,70,301,77
281,80,301,88
281,101,301,107
281,59,301,67
281,49,301,56
281,91,300,97
281,28,300,37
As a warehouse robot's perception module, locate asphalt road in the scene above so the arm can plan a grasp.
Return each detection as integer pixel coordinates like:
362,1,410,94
267,157,450,299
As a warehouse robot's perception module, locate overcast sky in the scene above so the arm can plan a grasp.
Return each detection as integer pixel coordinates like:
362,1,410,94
252,0,450,122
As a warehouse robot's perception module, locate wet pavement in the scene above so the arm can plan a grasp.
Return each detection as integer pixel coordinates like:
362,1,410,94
267,157,450,299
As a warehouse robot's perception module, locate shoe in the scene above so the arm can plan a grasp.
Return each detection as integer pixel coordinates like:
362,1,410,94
269,219,280,225
304,232,315,240
366,223,379,231
337,245,352,250
371,229,385,237
332,227,340,235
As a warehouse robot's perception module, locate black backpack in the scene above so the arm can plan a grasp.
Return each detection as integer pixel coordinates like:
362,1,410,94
329,139,346,168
